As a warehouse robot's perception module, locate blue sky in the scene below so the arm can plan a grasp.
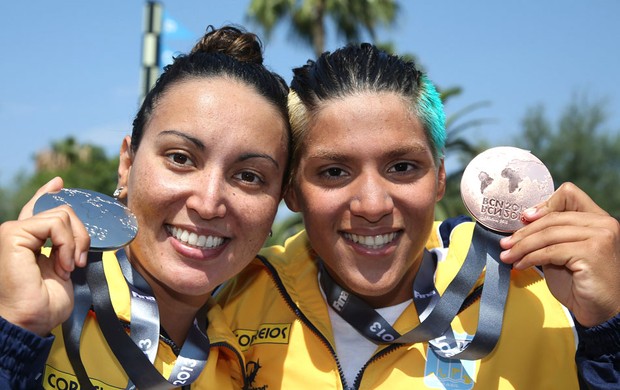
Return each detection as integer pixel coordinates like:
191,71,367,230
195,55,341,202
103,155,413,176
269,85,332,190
2,0,620,187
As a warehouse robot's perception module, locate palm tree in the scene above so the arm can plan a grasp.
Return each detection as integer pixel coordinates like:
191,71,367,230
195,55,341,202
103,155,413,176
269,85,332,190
247,0,399,57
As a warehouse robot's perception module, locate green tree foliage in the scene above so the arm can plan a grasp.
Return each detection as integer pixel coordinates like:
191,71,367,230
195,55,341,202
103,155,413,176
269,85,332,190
435,97,492,220
0,187,11,223
247,0,399,56
4,137,118,221
266,206,305,246
515,96,620,217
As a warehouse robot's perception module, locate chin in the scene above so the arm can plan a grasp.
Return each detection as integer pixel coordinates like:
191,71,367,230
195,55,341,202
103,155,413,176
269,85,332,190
163,272,216,297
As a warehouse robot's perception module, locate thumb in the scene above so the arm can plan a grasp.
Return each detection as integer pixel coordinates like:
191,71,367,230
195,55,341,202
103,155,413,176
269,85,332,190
522,182,607,223
18,177,65,220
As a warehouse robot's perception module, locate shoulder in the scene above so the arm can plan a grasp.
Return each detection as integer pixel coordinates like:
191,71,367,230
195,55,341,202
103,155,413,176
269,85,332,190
427,216,474,250
216,230,316,298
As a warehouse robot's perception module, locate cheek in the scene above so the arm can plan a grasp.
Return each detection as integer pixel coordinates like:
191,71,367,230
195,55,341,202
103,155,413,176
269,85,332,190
238,194,280,230
299,192,338,221
126,164,179,222
299,201,342,240
412,177,442,206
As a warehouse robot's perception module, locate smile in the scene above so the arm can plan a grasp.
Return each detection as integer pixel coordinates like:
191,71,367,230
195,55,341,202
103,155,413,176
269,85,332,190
166,225,225,249
343,232,397,249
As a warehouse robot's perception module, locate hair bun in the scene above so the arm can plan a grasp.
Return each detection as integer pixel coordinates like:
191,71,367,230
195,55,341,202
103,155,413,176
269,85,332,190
191,25,264,65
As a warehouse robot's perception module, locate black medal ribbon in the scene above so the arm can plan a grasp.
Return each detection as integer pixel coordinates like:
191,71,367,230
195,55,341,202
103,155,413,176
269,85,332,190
61,264,95,389
64,250,212,389
427,223,511,360
87,251,173,390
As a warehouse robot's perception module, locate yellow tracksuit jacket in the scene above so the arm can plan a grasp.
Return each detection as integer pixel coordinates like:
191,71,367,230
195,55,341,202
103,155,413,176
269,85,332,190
216,221,579,390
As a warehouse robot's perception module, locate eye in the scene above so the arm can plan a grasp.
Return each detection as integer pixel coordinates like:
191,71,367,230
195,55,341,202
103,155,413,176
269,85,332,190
388,162,415,173
234,171,264,185
166,152,195,167
321,167,347,179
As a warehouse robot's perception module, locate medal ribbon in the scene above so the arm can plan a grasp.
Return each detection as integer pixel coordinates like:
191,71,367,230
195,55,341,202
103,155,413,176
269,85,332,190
319,222,511,360
63,250,211,389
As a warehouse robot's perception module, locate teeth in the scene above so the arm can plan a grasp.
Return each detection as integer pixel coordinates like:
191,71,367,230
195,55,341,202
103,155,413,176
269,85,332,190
168,226,224,249
344,232,396,249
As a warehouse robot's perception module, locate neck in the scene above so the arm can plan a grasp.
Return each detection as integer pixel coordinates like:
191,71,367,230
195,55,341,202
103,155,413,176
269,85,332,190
127,258,210,346
359,288,413,309
156,290,206,345
321,252,424,309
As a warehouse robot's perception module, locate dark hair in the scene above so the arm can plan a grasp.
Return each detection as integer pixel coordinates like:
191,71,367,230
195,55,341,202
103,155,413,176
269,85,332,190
288,43,445,181
131,25,290,155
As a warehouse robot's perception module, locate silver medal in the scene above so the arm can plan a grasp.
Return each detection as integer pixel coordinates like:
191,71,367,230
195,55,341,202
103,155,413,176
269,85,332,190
34,188,138,250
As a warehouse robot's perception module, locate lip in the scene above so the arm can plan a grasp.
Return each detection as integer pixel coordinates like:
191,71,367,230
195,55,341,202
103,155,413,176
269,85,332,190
165,224,230,260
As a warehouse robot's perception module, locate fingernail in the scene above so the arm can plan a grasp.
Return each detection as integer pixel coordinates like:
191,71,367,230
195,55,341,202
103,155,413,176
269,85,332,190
78,252,88,267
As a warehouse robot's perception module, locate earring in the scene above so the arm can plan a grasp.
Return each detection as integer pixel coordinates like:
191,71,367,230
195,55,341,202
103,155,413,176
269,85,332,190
113,187,124,198
269,230,273,237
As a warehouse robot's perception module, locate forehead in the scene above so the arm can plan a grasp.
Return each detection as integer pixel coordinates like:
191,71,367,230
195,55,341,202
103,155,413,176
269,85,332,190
150,77,285,136
155,77,269,118
304,92,428,152
141,77,288,157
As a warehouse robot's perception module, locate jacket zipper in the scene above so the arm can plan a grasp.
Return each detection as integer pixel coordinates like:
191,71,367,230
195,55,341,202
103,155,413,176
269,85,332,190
211,341,249,390
257,255,350,388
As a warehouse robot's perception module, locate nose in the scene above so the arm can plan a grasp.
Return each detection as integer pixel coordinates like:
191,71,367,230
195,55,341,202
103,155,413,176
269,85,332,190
186,171,228,219
349,172,394,223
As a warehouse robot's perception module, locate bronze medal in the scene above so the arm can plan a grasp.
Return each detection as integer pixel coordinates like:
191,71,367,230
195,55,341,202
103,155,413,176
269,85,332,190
460,146,554,233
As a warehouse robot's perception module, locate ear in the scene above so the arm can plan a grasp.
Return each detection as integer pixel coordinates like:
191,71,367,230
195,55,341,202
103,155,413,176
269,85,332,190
283,186,301,213
117,136,134,192
436,158,446,202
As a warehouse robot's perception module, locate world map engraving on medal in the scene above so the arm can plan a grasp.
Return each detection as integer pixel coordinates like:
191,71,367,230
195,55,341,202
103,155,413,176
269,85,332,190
461,147,554,233
477,161,547,196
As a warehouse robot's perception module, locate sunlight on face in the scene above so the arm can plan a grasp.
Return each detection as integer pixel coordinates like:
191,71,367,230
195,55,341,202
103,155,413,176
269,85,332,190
119,77,288,300
286,92,445,307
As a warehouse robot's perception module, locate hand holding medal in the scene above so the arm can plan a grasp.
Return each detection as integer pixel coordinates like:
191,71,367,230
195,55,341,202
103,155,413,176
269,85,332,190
499,182,620,328
0,177,95,336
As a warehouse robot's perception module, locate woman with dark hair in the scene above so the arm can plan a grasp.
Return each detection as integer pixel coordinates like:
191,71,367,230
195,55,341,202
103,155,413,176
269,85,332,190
0,25,290,389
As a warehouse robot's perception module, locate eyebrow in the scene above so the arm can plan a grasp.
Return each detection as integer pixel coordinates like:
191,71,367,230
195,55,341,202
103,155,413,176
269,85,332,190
310,144,428,161
160,130,205,150
160,130,280,169
239,153,281,169
384,144,429,159
309,149,348,162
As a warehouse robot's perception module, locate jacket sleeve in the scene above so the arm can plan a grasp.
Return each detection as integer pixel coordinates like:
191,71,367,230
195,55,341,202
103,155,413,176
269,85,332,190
576,313,620,390
0,316,54,389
